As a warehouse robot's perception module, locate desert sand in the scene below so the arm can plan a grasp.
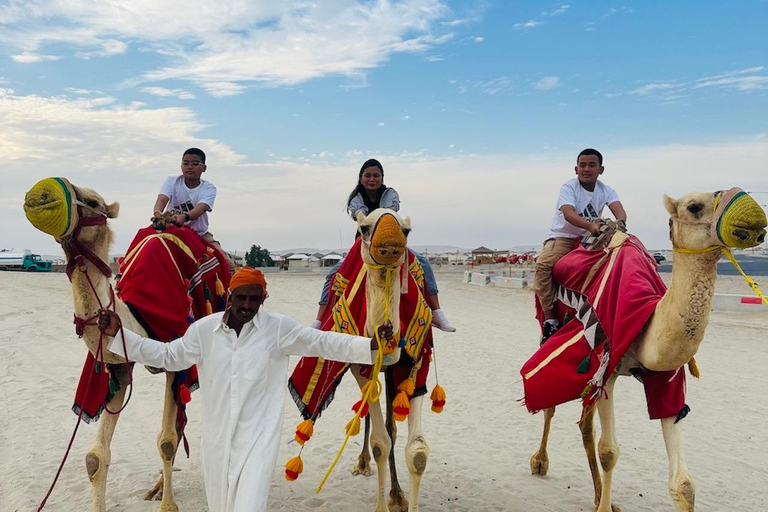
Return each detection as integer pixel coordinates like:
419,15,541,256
1,269,767,511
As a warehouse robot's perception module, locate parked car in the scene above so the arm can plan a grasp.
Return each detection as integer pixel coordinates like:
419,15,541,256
652,252,666,263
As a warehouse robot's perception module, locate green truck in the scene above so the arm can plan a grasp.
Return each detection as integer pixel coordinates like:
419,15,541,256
0,250,53,272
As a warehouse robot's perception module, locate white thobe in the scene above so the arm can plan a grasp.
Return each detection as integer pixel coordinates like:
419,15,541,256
108,310,374,512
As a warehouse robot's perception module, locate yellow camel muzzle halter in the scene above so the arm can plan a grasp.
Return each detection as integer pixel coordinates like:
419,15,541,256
370,213,407,266
24,177,80,238
711,187,767,249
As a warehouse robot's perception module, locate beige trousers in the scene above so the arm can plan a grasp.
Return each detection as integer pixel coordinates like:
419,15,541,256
531,237,578,311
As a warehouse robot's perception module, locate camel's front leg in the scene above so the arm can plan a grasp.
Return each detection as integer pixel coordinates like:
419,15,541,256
661,416,695,511
149,372,179,512
353,367,390,512
86,367,128,512
579,406,602,508
530,406,555,475
404,394,429,512
595,376,621,512
352,415,373,477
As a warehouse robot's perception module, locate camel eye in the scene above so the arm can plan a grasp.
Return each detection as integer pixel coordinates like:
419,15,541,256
686,203,702,215
360,225,370,236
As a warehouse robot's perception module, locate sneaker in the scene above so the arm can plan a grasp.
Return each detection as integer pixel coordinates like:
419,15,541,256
540,321,560,346
431,309,456,332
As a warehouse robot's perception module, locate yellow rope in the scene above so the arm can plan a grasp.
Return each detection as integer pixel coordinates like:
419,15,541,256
672,245,721,254
316,265,395,493
721,247,768,306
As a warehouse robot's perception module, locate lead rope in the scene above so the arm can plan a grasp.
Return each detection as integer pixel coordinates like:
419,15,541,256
315,265,396,493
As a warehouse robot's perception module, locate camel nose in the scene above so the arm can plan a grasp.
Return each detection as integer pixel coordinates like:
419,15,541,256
757,231,766,244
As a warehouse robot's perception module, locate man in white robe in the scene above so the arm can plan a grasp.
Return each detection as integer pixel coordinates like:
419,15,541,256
99,267,391,512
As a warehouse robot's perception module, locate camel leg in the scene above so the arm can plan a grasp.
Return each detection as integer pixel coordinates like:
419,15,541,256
579,406,603,507
352,415,373,477
86,367,128,512
385,372,408,512
661,416,695,511
404,395,428,512
595,376,621,512
353,367,390,512
146,372,179,512
530,407,555,475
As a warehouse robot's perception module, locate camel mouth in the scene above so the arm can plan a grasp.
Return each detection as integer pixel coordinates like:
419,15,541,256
370,214,407,266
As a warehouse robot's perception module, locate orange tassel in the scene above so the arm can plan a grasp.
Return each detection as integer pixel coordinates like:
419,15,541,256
398,379,415,397
430,384,446,413
294,419,314,445
392,390,410,421
346,416,361,436
284,456,303,481
215,277,225,296
205,301,213,315
352,399,369,418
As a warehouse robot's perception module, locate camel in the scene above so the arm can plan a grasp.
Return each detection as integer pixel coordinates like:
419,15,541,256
24,178,228,512
528,189,767,512
288,208,438,512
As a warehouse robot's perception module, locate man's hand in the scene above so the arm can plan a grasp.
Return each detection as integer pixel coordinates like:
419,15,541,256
370,321,394,350
172,214,187,227
97,309,121,337
587,222,603,235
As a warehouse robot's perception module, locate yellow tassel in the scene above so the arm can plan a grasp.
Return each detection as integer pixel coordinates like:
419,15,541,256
346,416,361,436
430,384,446,413
215,277,225,296
687,357,700,379
205,300,213,315
392,390,410,422
294,419,314,445
284,455,304,481
398,379,415,397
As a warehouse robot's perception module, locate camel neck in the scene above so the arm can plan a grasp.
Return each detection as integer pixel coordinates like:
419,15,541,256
663,250,721,340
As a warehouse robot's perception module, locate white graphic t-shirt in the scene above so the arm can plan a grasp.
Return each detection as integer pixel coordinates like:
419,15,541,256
159,175,217,235
548,178,620,239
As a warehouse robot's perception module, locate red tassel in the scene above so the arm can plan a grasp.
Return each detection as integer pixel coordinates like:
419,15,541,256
178,384,192,405
430,384,446,413
352,399,369,418
392,390,410,422
285,456,303,481
294,419,314,446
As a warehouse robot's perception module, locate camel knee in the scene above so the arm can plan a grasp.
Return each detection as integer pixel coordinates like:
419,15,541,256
406,436,429,476
598,445,619,473
85,452,104,481
159,438,177,462
372,442,390,463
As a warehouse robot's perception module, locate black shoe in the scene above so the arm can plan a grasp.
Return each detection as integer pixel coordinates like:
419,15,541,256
540,322,560,346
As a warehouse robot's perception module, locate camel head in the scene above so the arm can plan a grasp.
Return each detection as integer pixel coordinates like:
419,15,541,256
356,208,411,268
24,177,119,250
664,189,766,251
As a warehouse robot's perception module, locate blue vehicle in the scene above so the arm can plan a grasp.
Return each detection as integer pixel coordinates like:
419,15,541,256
0,250,53,272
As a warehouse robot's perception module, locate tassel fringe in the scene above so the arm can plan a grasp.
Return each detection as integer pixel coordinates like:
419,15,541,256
430,384,446,413
294,419,314,446
285,456,303,481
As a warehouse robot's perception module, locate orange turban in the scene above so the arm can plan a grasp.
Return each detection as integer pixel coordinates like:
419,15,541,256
229,267,268,293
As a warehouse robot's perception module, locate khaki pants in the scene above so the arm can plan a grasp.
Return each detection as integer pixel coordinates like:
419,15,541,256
531,237,578,311
202,232,236,276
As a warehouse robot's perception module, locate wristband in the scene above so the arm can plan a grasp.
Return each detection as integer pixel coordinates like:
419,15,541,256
184,213,191,222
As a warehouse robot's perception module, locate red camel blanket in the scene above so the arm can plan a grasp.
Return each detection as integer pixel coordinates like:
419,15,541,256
73,225,230,442
288,238,433,420
521,234,687,420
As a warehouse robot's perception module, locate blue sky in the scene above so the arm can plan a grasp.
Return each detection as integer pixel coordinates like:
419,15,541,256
1,1,766,255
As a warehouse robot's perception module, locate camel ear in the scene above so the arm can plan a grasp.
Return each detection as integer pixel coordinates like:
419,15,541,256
663,195,678,216
401,216,412,237
355,210,367,225
106,202,120,219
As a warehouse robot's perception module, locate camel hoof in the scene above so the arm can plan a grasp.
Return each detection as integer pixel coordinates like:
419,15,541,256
351,464,373,477
159,503,179,512
388,495,408,512
595,504,621,512
530,454,549,476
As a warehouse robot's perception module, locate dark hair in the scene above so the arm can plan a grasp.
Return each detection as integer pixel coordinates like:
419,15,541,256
183,147,206,164
346,159,385,207
577,148,602,165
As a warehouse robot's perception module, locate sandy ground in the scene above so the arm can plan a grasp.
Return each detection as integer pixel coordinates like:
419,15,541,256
1,269,767,512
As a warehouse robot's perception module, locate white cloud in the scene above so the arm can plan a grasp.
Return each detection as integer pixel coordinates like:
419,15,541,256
402,115,410,120
141,86,196,100
695,67,768,91
11,52,60,63
475,77,514,95
425,55,444,62
513,20,541,30
629,82,683,95
533,76,560,90
378,122,385,126
473,36,484,43
546,5,570,16
0,1,452,94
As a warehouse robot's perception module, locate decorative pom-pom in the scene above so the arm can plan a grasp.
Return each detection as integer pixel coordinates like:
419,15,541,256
576,354,591,374
187,315,195,324
215,277,225,296
285,456,303,481
430,384,446,413
346,416,361,436
687,357,700,379
398,379,415,397
294,419,314,445
351,399,369,418
178,384,192,404
205,301,213,315
392,390,410,421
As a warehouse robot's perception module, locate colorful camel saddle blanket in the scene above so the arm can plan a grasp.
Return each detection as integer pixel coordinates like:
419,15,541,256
289,238,433,420
73,225,230,427
521,234,687,420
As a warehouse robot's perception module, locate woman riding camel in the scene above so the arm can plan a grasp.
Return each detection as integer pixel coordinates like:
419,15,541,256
313,158,456,332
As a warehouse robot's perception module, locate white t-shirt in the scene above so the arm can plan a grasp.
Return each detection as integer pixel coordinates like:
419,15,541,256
159,175,217,235
548,178,620,239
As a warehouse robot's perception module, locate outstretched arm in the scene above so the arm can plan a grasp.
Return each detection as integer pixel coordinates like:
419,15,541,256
278,316,393,363
99,309,202,370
